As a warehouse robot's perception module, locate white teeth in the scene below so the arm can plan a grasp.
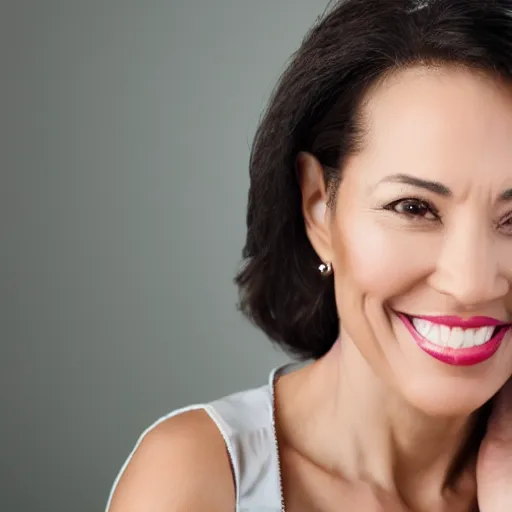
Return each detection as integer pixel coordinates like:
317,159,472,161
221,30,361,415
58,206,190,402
411,318,497,349
448,327,464,348
475,326,494,346
440,325,451,346
428,324,440,345
414,319,431,339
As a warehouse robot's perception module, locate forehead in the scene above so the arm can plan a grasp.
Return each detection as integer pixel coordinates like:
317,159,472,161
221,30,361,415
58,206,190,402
353,66,512,188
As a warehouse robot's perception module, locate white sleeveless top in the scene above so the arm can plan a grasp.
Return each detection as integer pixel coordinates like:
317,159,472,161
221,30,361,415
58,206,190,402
105,364,295,512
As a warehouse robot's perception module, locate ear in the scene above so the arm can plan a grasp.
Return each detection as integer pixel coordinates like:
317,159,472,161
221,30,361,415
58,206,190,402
296,151,333,264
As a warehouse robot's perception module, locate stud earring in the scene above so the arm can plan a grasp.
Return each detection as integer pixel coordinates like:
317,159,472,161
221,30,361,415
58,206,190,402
318,262,332,276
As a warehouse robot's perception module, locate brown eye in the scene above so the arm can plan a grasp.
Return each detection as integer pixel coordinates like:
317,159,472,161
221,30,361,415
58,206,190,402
499,215,512,235
389,198,438,220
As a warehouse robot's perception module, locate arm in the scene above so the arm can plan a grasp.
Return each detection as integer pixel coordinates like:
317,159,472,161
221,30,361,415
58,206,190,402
477,379,512,512
107,410,236,512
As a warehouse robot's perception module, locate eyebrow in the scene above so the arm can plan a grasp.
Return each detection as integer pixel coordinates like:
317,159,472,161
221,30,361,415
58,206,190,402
378,173,512,202
500,188,512,202
378,174,451,196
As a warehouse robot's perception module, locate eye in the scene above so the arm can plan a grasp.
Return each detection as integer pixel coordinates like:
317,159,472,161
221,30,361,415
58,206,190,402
385,198,439,221
498,214,512,235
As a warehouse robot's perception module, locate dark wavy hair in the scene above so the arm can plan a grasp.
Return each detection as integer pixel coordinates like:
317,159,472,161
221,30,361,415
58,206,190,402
235,0,512,360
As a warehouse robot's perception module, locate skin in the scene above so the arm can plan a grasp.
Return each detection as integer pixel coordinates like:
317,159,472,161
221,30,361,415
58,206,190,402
478,379,512,511
290,65,512,510
108,66,512,511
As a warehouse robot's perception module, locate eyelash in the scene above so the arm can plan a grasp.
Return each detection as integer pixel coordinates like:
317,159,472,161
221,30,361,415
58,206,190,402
383,197,440,221
499,214,512,233
382,199,512,235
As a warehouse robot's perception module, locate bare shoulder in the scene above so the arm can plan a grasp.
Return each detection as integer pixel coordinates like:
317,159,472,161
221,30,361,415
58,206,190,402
107,409,235,512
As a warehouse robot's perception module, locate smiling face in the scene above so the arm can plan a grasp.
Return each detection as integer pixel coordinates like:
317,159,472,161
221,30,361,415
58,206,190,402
300,65,512,416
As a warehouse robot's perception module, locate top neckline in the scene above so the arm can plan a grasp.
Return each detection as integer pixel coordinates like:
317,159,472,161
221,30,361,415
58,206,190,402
267,362,305,512
269,364,285,512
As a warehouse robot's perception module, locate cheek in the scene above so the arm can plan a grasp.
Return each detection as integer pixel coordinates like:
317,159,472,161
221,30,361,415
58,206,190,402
332,214,432,297
505,291,512,314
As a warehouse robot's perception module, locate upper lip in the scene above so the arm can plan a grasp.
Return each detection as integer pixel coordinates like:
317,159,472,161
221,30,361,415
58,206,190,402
401,314,511,328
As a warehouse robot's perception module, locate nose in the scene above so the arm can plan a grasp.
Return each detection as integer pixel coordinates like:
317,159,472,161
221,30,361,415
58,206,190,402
428,222,509,307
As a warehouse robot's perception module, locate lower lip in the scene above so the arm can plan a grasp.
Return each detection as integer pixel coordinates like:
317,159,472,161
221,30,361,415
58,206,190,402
397,314,510,366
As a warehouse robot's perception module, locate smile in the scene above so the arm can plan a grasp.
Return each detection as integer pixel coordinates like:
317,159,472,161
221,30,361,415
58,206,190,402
397,313,511,366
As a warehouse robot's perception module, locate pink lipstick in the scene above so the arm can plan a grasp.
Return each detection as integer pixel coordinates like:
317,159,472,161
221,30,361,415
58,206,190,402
397,313,511,366
411,315,508,328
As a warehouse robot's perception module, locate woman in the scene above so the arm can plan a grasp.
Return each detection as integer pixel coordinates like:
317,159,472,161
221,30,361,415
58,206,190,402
106,0,512,510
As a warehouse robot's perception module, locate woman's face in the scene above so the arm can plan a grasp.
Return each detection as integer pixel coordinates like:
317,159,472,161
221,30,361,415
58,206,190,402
304,66,512,415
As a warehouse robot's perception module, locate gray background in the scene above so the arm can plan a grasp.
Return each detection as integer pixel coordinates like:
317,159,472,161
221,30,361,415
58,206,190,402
3,1,330,511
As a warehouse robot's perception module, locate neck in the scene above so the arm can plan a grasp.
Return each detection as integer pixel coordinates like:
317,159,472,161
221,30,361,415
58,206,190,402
282,341,485,509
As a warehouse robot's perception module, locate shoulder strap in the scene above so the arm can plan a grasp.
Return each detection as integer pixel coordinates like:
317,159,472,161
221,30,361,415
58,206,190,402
206,385,281,510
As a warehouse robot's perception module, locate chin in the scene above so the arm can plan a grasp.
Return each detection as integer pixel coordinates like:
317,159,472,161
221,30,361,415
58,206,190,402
400,375,498,418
